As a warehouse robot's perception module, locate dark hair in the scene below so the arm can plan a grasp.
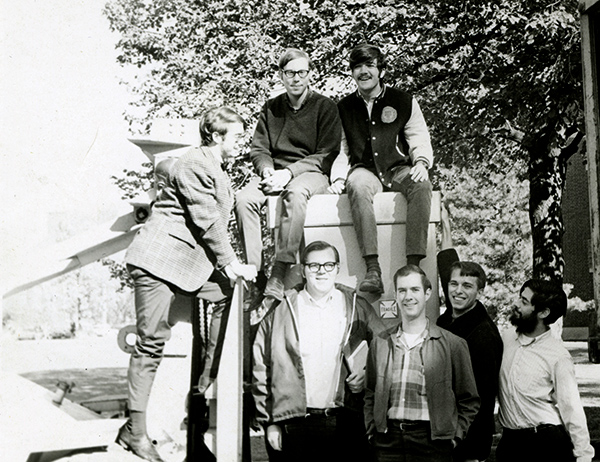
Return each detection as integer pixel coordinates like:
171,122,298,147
449,261,487,290
393,264,432,292
349,43,387,71
198,107,245,146
520,279,567,325
278,48,312,70
301,241,340,264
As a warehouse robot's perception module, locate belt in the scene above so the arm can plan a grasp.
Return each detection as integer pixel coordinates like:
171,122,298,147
305,407,339,417
503,423,562,434
388,419,429,430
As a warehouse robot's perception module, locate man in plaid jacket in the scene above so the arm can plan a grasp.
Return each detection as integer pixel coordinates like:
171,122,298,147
117,107,257,462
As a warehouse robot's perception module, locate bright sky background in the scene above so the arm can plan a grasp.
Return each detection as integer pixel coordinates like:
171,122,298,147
1,0,147,283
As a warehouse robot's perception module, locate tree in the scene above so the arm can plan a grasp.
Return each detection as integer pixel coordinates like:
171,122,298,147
104,0,584,283
439,161,532,324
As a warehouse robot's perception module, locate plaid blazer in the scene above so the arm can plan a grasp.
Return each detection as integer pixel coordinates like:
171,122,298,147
126,146,236,292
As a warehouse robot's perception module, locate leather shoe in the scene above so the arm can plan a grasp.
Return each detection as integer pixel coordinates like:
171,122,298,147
263,275,285,300
116,423,164,462
360,270,384,294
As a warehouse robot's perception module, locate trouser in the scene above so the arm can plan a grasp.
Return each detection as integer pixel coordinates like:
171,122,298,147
126,265,232,412
346,166,432,258
371,420,452,462
267,408,373,462
496,424,576,462
235,172,329,268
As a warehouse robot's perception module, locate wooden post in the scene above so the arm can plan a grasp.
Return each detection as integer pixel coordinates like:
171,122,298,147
580,0,600,362
215,279,244,461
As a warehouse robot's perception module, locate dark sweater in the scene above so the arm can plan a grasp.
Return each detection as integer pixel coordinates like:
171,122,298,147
250,90,342,178
437,248,503,461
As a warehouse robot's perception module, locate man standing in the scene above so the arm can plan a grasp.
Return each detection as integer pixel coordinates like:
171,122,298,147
117,107,257,462
252,241,385,462
236,48,342,301
333,43,433,294
497,279,594,462
437,261,503,462
365,265,479,462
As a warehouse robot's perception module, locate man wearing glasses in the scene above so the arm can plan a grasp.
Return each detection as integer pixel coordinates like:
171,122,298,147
235,48,342,303
252,240,385,462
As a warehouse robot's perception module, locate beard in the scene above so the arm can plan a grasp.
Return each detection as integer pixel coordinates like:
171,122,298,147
509,310,539,334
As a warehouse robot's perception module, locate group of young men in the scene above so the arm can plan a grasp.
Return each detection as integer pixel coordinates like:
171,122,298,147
116,43,594,462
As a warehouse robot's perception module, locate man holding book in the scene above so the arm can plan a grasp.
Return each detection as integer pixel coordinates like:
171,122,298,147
252,240,385,462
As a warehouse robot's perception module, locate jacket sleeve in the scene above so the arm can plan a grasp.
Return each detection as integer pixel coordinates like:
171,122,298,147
175,156,236,269
459,326,503,460
329,131,350,183
404,98,433,169
252,314,273,425
250,103,275,177
363,339,377,435
285,99,342,178
452,337,480,442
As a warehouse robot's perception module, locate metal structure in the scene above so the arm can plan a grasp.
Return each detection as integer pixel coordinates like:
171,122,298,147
580,0,600,362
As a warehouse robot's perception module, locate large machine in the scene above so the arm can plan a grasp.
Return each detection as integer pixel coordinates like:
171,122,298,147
1,119,247,461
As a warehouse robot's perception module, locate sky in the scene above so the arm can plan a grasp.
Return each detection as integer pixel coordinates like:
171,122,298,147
1,1,147,285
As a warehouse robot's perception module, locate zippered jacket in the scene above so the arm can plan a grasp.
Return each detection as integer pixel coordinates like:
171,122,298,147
252,283,385,425
364,322,480,442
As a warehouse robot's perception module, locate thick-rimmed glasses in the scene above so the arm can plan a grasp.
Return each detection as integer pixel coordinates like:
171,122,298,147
304,262,338,273
282,69,309,79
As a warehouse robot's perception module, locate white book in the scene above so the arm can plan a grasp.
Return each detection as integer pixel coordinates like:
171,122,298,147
345,340,368,374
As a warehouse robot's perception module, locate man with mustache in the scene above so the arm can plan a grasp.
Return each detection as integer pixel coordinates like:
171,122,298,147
496,279,594,462
331,43,433,295
118,107,257,462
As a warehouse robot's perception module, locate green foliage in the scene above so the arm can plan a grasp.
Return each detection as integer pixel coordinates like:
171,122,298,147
111,161,154,200
3,261,135,339
439,161,532,324
104,0,584,282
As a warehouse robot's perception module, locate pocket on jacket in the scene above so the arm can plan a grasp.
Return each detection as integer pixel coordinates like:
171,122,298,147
168,230,196,249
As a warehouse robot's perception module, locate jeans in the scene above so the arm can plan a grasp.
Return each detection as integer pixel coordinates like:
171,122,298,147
345,166,432,258
371,421,452,462
235,172,329,268
267,409,373,462
126,265,232,411
496,425,576,462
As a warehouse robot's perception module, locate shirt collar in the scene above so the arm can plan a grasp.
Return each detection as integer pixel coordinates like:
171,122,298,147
286,88,312,112
300,286,338,309
206,144,224,166
395,318,429,347
356,83,387,104
517,328,552,347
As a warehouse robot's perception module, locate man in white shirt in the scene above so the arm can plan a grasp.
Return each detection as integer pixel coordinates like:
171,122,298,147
252,240,385,462
497,279,594,462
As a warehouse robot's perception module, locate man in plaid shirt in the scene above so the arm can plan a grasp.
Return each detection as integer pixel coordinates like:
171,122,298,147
364,265,479,462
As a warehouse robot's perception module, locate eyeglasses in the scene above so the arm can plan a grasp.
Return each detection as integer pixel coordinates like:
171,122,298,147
304,262,338,273
282,69,309,79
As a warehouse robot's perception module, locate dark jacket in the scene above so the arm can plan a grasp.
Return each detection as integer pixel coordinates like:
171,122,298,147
252,283,385,425
437,248,503,460
337,86,433,187
125,147,236,292
364,321,480,442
